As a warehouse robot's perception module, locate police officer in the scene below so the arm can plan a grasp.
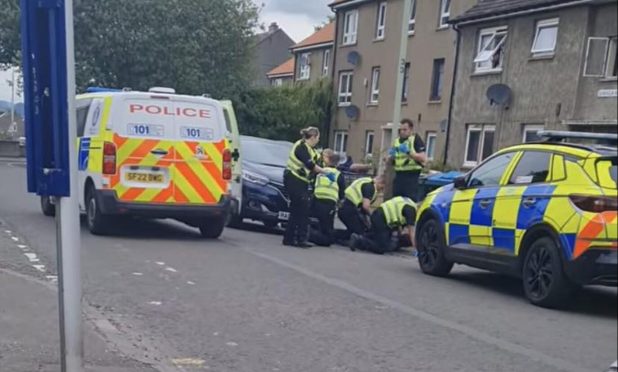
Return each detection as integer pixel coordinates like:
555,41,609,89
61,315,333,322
283,127,334,248
388,119,427,201
309,149,346,247
349,196,417,255
337,176,385,241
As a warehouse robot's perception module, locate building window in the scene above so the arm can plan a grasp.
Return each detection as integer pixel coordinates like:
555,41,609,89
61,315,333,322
474,26,508,73
464,124,495,167
376,2,387,40
338,71,354,106
438,0,451,29
606,38,618,78
522,124,544,143
583,37,618,78
322,49,331,77
426,132,437,161
334,131,348,153
342,10,359,45
365,131,375,157
402,62,411,102
299,53,311,80
531,18,559,56
408,0,417,34
272,78,283,87
430,58,445,101
370,67,381,104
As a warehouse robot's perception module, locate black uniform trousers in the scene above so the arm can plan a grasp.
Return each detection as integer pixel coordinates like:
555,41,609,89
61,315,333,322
393,170,421,201
355,209,398,255
283,171,311,244
309,199,336,247
338,200,369,239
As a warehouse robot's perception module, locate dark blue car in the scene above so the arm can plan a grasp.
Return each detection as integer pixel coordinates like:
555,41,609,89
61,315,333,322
229,136,292,228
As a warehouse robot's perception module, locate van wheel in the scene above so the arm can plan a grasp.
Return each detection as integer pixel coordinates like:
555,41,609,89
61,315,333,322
86,187,111,235
40,196,56,217
522,237,574,308
199,217,226,239
417,218,453,277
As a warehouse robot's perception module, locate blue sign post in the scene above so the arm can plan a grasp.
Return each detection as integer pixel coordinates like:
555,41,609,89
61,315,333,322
20,0,83,370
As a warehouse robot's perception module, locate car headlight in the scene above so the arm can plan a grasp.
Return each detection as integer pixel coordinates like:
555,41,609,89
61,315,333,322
242,170,269,186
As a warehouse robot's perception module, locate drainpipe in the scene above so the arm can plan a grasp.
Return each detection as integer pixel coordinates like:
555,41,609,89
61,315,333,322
443,23,461,167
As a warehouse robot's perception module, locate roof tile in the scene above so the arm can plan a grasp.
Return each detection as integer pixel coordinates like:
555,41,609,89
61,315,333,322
267,57,295,77
292,22,335,50
452,0,590,24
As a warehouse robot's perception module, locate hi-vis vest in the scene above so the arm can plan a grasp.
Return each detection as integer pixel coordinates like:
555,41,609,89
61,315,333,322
380,196,417,227
286,140,320,183
392,135,422,172
345,177,376,206
314,167,341,202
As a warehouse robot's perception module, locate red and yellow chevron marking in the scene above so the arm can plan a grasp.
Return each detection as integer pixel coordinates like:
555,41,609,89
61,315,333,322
108,134,228,205
573,211,618,259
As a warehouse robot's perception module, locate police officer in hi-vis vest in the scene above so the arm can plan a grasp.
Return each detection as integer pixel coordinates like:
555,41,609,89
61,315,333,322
349,196,417,255
309,149,346,247
388,119,427,201
337,176,385,241
284,127,335,248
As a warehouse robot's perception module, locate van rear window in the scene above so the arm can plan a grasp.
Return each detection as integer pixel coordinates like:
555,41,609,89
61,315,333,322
596,158,617,189
118,98,222,141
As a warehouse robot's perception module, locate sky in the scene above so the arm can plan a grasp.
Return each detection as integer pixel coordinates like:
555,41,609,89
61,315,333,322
0,68,20,103
254,0,333,42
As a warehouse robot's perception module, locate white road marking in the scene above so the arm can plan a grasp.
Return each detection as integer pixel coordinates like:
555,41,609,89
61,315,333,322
11,236,19,242
4,230,11,234
17,244,28,250
171,358,205,367
164,267,177,273
225,341,238,347
148,301,162,306
155,261,165,266
32,265,46,272
187,281,196,285
132,272,144,276
46,275,58,283
24,253,39,262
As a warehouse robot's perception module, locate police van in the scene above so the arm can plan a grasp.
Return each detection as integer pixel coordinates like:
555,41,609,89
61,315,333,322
40,87,241,238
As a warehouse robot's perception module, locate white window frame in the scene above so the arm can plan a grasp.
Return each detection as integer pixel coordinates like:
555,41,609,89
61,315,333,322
408,0,417,35
531,18,559,55
522,124,545,143
583,37,610,77
343,10,359,45
369,67,381,104
438,0,451,29
474,26,508,73
338,71,354,107
298,53,311,81
322,49,331,77
426,132,437,161
376,2,387,40
606,37,617,79
334,131,349,153
273,78,283,87
463,124,496,168
365,131,375,157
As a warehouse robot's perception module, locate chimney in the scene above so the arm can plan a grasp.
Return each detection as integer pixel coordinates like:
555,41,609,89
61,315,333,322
269,22,279,33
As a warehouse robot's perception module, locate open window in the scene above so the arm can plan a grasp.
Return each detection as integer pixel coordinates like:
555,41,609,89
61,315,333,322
474,27,508,73
583,36,617,78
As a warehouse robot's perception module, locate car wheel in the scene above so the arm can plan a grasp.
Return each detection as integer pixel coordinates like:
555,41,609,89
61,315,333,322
40,196,56,217
522,237,574,308
199,217,226,239
417,217,453,276
86,187,110,235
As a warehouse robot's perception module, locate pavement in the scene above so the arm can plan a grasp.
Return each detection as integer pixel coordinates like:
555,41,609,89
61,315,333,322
0,158,617,372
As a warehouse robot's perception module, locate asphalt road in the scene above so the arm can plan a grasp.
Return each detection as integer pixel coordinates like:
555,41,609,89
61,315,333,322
0,159,616,372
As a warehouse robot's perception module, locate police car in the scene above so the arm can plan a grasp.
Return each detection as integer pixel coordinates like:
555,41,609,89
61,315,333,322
40,87,241,238
415,131,617,308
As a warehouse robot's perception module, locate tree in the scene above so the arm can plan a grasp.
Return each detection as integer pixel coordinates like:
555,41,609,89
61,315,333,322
0,0,259,98
234,79,334,143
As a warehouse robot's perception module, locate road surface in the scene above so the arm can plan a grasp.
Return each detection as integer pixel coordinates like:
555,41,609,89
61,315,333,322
0,159,616,372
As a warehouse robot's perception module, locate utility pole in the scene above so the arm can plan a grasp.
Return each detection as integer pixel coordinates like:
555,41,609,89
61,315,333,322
10,67,15,127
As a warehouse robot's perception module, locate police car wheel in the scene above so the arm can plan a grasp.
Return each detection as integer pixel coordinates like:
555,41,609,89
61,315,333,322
199,217,226,239
417,218,453,276
86,188,110,235
522,237,574,308
40,196,56,217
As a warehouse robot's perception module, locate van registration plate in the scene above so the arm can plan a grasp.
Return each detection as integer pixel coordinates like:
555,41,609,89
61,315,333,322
126,173,164,183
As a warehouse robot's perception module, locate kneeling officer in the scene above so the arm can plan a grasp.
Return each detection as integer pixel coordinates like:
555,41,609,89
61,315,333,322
338,176,384,241
349,196,417,255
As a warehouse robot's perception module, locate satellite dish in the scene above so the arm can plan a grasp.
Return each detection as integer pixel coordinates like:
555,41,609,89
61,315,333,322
345,105,360,120
347,51,361,66
486,84,512,107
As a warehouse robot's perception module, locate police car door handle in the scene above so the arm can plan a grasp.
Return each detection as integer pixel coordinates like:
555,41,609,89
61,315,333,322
522,197,537,207
479,199,492,208
151,149,168,156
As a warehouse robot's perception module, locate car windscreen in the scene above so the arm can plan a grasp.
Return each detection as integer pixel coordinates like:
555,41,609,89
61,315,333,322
596,157,617,189
242,138,292,167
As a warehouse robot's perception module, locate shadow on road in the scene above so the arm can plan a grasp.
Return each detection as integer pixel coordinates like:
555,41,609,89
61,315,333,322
228,222,283,236
448,271,618,318
79,216,204,241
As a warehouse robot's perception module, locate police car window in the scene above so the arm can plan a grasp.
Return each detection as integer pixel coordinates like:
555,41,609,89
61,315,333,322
76,106,90,137
509,151,551,185
223,108,233,134
468,152,514,188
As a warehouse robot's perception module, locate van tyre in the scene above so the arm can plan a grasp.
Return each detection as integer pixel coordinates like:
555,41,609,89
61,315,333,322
86,187,111,235
417,218,453,277
40,196,56,217
522,237,574,308
199,217,226,239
